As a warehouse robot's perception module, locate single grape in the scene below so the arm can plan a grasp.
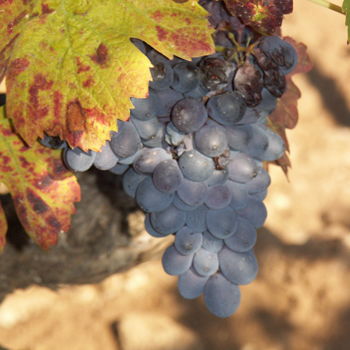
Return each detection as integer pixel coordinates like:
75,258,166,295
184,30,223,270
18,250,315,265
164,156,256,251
150,205,186,235
227,152,258,183
207,91,246,126
179,150,215,182
110,121,141,159
206,207,238,239
171,98,208,133
178,269,209,299
194,124,228,157
172,62,201,93
199,56,233,91
203,273,241,318
193,248,219,277
63,148,96,172
153,159,183,193
219,247,258,285
93,141,118,170
174,227,203,255
162,245,193,276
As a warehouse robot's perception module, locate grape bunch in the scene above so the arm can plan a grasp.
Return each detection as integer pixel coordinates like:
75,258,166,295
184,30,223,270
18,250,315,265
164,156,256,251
41,0,298,318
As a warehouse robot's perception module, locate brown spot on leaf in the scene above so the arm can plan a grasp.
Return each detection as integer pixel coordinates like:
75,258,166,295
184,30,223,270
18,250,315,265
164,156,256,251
8,58,30,77
53,90,63,120
1,156,10,165
170,29,213,57
41,3,54,14
184,17,191,25
29,74,53,119
84,107,109,126
19,156,31,169
156,26,168,41
65,100,86,146
49,159,69,180
47,215,61,231
66,100,86,132
76,57,91,73
151,10,164,21
35,174,53,190
83,77,94,87
26,188,49,214
90,43,108,66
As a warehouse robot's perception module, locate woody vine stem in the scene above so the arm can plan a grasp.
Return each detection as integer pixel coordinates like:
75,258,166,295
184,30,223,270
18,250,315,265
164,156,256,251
308,0,345,14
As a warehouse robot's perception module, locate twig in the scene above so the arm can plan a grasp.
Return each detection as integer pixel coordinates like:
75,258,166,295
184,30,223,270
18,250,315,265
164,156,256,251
307,0,345,15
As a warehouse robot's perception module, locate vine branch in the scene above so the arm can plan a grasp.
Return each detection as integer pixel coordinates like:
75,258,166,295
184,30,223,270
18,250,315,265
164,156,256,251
307,0,345,14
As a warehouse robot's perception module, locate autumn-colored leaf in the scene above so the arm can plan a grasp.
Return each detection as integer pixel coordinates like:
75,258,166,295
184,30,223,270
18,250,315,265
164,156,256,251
268,38,312,175
1,0,215,151
0,106,80,249
284,37,313,75
223,0,293,34
269,78,301,132
343,0,350,42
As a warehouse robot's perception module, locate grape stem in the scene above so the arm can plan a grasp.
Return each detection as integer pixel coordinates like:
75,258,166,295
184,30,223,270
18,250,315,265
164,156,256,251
307,0,345,14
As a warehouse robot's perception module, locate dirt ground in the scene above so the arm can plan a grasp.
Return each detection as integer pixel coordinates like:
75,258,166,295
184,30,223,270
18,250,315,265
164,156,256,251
0,2,349,350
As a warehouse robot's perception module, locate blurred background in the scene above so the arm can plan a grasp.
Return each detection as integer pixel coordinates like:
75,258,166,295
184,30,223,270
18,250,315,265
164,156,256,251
0,1,349,349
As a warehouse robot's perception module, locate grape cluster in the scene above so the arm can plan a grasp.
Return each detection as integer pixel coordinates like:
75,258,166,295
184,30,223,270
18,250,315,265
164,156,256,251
41,1,298,318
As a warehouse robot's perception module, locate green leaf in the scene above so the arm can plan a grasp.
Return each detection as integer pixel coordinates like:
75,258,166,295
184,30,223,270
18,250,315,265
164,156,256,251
1,0,214,151
343,0,350,41
0,106,80,249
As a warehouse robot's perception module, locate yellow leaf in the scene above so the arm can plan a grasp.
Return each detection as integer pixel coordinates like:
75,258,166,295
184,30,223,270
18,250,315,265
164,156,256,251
1,0,214,151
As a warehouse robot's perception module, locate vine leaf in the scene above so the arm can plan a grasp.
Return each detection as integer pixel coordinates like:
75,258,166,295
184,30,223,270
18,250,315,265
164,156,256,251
344,0,350,42
1,0,214,151
268,38,313,175
0,107,80,249
223,0,293,34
